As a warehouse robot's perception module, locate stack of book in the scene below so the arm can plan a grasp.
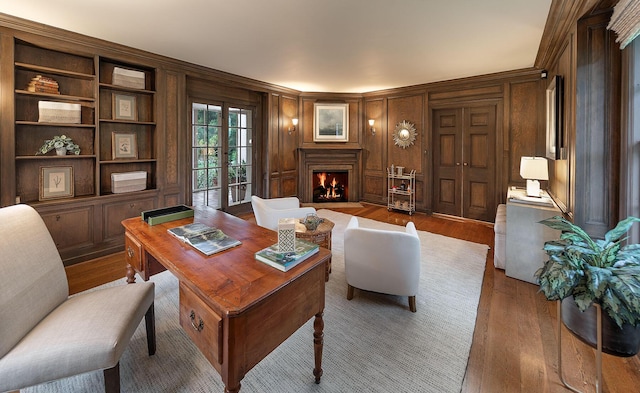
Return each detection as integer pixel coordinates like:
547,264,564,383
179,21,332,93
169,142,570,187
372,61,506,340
27,75,60,94
168,222,241,256
255,239,319,272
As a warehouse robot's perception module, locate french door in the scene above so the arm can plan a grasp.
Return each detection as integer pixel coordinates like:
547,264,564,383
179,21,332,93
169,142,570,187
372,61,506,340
432,105,496,221
191,102,253,211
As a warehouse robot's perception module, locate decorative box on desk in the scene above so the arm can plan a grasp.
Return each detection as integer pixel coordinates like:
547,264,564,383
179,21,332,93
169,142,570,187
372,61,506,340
111,171,147,194
141,205,194,226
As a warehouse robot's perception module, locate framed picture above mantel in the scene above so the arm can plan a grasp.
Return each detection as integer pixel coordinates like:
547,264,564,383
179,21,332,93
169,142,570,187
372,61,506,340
313,103,349,142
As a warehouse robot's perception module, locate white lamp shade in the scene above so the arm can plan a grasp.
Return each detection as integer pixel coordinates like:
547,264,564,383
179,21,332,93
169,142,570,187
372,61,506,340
520,157,549,180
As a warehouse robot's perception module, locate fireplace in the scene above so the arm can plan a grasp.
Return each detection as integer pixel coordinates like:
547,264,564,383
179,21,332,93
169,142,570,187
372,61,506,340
313,171,348,203
297,147,361,203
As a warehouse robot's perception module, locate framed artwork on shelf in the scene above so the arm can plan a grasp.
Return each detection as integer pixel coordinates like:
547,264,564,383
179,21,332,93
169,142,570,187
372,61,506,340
112,93,137,121
545,75,563,160
39,166,74,201
313,103,349,142
112,132,138,159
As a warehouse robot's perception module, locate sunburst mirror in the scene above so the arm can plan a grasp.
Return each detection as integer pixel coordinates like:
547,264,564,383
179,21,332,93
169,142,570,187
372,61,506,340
393,120,417,149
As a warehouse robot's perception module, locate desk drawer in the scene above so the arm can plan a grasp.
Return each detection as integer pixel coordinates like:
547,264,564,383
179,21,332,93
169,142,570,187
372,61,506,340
124,232,142,273
179,282,223,366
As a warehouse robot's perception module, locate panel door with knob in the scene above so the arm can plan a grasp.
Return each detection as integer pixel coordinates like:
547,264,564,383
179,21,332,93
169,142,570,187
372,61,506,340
433,105,496,221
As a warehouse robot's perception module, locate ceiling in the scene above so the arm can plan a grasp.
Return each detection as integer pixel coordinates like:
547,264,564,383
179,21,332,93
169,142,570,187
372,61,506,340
0,0,552,93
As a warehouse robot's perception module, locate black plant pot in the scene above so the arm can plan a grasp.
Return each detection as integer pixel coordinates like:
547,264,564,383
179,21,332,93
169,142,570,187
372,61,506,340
562,296,640,357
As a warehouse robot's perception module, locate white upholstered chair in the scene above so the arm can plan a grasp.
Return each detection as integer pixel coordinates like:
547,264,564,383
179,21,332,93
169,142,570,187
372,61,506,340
251,195,317,231
344,216,421,312
0,204,156,393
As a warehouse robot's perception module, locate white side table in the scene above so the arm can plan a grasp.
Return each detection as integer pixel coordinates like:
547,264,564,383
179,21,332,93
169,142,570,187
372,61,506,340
505,187,561,284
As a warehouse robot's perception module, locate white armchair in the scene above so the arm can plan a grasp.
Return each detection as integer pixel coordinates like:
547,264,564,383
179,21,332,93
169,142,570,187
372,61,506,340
344,217,421,312
251,195,317,231
0,204,156,393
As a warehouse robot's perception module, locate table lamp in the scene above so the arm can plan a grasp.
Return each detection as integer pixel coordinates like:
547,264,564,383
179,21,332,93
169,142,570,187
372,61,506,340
520,156,548,197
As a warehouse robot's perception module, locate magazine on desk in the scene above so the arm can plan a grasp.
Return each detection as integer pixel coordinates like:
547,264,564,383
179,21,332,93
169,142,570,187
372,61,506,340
168,223,241,256
255,239,319,272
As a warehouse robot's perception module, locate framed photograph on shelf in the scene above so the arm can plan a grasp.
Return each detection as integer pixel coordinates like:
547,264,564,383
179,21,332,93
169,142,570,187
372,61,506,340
546,75,563,160
112,132,138,159
112,93,137,121
313,103,349,142
39,166,74,201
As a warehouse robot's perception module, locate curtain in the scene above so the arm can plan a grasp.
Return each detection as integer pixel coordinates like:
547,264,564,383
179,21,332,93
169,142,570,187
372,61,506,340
608,0,640,49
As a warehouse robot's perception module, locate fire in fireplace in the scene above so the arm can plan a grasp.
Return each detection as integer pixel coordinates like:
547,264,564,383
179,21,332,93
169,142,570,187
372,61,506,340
313,171,348,203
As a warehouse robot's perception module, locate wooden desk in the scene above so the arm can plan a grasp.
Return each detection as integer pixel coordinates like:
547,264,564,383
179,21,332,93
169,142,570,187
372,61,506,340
122,207,330,393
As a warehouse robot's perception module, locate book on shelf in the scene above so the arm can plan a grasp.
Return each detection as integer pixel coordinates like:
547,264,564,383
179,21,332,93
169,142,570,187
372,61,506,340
167,222,241,256
255,239,320,272
27,75,60,94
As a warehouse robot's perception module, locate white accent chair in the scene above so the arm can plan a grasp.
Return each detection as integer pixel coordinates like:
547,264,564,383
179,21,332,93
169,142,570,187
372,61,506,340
0,204,156,393
251,195,317,231
344,217,421,312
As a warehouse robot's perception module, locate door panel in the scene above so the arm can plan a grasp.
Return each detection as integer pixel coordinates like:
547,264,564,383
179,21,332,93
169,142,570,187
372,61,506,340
433,105,496,221
463,106,496,221
433,108,462,216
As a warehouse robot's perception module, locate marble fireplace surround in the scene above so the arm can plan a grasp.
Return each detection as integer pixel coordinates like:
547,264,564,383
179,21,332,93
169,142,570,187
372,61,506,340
297,147,362,204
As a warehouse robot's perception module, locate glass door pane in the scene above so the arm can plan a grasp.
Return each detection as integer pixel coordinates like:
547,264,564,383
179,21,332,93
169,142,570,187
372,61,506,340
227,107,252,206
191,103,222,209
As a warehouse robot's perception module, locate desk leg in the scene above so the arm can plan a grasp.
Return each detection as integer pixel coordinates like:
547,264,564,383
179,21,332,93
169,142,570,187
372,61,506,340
224,383,240,393
126,263,136,283
313,311,324,384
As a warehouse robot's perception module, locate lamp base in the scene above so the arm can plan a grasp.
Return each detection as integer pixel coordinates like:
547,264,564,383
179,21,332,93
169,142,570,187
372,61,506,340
526,179,541,197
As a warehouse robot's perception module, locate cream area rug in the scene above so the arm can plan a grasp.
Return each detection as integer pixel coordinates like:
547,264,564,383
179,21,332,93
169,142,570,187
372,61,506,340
24,210,488,393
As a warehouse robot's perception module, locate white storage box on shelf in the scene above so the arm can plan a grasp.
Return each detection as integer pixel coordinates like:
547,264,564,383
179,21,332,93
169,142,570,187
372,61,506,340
38,101,81,124
111,171,147,194
112,67,145,89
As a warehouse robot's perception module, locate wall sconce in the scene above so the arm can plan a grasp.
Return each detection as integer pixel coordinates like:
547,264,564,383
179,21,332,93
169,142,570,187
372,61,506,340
288,118,298,135
368,119,375,135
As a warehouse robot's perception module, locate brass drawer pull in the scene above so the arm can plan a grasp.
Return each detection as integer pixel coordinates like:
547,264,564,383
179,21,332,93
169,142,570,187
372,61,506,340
190,310,204,332
127,246,135,258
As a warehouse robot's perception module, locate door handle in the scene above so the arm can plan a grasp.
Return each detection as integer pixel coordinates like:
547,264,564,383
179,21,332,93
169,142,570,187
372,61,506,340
456,162,461,166
463,162,468,166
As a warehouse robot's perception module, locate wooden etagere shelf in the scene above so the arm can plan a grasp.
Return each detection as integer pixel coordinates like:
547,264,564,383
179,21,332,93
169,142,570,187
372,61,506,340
387,167,416,215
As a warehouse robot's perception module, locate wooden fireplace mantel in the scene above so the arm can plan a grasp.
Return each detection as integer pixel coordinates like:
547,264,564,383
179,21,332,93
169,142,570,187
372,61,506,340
297,147,363,203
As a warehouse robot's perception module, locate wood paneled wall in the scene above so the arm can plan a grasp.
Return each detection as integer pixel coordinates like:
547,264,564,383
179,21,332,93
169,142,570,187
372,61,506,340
357,71,543,217
574,10,620,237
539,3,622,236
0,13,549,222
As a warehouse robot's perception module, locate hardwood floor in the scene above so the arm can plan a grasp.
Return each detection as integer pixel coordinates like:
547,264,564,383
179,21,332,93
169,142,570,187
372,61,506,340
66,203,640,392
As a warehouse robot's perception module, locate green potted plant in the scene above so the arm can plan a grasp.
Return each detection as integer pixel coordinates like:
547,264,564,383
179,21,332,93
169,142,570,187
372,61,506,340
36,135,81,156
535,215,640,356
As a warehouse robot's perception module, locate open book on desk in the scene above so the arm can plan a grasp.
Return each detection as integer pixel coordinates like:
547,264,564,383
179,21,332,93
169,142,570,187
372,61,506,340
168,222,241,256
